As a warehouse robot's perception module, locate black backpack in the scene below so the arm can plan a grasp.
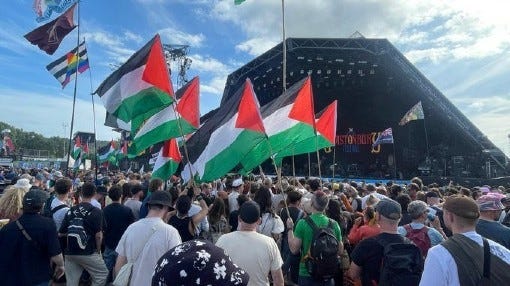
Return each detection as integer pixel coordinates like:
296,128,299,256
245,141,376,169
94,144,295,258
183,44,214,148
377,235,424,286
303,216,340,281
66,206,92,252
42,195,68,218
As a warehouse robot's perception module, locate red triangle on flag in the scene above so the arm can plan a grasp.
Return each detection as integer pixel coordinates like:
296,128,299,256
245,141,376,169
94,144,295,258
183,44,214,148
142,34,174,96
163,139,182,162
316,100,337,144
176,77,200,128
235,79,266,134
288,76,315,127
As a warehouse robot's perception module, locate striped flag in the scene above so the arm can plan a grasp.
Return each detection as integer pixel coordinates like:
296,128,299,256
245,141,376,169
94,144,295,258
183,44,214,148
372,128,394,147
46,41,89,88
152,139,182,180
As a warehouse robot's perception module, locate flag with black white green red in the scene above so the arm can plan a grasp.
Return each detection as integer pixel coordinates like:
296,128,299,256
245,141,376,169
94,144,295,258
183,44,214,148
129,76,200,155
98,141,118,164
152,138,182,180
274,100,337,162
239,76,317,173
72,136,82,160
182,78,266,182
95,34,174,122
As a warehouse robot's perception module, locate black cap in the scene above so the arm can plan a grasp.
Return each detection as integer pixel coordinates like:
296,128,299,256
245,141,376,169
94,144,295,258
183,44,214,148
147,191,172,207
376,198,402,220
239,201,260,224
23,189,48,209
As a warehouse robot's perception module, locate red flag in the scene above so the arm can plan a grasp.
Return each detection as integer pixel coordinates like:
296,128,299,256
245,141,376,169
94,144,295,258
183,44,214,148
142,34,174,96
24,4,76,55
288,76,316,128
315,100,338,144
176,77,200,128
235,78,266,134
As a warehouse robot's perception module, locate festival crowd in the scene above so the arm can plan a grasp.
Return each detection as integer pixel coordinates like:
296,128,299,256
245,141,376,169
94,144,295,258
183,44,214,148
0,166,510,286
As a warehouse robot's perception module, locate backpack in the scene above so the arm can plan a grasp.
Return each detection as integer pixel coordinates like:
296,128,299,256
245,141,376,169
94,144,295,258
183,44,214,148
66,206,92,252
42,195,56,217
303,216,340,281
403,224,431,257
377,235,424,286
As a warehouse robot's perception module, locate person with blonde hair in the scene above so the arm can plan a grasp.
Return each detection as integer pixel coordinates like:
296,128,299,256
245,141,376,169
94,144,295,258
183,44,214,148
0,186,29,221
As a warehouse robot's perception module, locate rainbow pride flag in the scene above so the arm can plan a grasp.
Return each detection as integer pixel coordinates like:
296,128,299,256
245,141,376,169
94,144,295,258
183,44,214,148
399,101,424,126
46,41,89,88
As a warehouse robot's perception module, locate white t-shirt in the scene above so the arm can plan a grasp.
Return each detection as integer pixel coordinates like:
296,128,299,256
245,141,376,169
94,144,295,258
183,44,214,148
50,197,69,231
257,213,285,238
216,231,283,286
116,217,182,286
189,202,209,233
228,190,240,213
124,198,142,220
419,231,510,286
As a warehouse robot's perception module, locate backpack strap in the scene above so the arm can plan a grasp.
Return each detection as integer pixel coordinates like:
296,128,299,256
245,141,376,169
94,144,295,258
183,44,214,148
482,238,491,282
16,220,41,251
51,204,68,215
304,216,320,234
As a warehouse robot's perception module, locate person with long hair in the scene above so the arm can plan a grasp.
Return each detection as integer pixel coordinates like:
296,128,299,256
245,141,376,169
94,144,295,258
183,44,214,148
254,186,284,241
207,197,229,243
348,206,381,245
168,187,209,242
0,186,28,221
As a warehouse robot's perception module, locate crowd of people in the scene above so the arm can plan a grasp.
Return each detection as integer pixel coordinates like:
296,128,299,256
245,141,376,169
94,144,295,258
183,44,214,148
1,166,510,286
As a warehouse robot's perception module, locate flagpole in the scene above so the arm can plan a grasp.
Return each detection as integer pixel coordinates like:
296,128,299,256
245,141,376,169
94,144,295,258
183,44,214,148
423,118,430,158
315,135,322,183
265,137,291,219
392,141,398,180
84,40,99,182
291,145,295,177
66,1,81,175
281,0,287,93
171,103,194,185
308,152,311,177
332,146,336,178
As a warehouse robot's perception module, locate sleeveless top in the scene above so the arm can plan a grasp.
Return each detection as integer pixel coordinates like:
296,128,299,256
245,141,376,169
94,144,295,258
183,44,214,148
168,215,195,242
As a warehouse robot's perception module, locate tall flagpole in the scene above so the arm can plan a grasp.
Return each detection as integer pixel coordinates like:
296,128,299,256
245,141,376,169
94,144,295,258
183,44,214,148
291,145,295,177
281,0,287,93
172,103,194,185
66,2,81,175
392,142,398,180
332,146,336,178
84,40,99,182
423,118,430,158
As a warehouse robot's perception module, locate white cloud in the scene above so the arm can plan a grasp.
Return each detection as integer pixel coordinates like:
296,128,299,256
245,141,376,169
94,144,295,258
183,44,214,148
159,27,205,47
0,88,117,141
82,30,136,63
235,37,279,57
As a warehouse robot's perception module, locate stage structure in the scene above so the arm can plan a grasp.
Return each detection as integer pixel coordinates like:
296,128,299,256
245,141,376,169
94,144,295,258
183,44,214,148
214,36,509,179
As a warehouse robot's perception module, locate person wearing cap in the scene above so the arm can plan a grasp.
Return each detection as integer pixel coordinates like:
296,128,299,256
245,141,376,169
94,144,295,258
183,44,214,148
348,198,412,286
216,201,284,286
114,190,181,286
287,191,342,286
475,194,510,249
420,195,510,286
0,189,65,285
153,239,250,286
229,177,244,213
361,184,388,210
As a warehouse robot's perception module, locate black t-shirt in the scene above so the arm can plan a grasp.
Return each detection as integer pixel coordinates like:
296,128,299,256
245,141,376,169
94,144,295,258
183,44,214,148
351,232,406,286
59,202,103,255
103,202,134,249
280,206,303,237
398,211,413,226
229,210,240,231
0,213,62,286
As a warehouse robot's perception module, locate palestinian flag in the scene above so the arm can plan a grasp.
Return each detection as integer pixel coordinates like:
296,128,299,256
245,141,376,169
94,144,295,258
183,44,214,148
239,76,317,173
95,34,174,122
182,78,265,182
98,141,118,164
274,100,337,162
72,136,82,160
152,139,182,180
129,77,200,155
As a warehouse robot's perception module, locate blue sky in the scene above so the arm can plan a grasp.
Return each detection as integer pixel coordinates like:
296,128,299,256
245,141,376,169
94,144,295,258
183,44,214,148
1,0,509,156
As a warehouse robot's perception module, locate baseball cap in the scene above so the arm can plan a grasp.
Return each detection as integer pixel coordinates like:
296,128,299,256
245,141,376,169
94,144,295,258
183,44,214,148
152,239,249,286
232,178,243,188
477,194,505,211
376,198,402,220
23,189,49,209
147,191,173,207
443,195,480,219
239,201,260,224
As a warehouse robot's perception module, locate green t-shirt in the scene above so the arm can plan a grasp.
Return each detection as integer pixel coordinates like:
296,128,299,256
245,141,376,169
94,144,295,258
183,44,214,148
294,212,342,277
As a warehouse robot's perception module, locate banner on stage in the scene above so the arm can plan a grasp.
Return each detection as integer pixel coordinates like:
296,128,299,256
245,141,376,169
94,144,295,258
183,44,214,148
334,128,385,154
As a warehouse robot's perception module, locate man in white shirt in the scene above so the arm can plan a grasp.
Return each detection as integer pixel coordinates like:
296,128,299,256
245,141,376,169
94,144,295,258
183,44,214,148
228,178,243,213
114,191,181,286
51,178,72,230
216,201,284,286
420,195,510,286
